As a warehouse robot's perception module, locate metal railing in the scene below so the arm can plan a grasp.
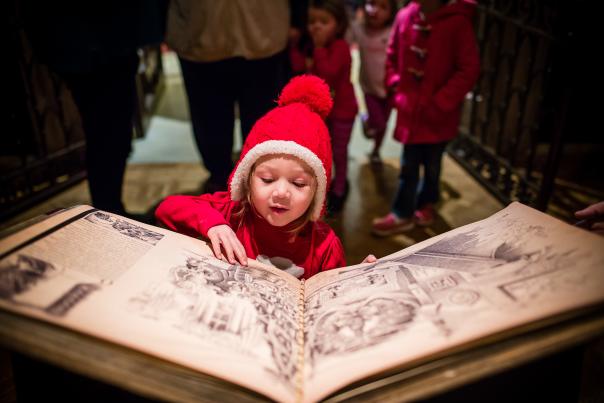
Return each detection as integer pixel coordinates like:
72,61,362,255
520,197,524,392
449,0,601,217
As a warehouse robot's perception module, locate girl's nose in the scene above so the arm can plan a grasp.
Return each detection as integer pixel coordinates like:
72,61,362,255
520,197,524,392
273,181,290,198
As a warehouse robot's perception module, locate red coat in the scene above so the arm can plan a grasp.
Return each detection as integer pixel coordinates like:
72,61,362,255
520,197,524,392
155,192,346,279
385,0,480,144
290,38,358,121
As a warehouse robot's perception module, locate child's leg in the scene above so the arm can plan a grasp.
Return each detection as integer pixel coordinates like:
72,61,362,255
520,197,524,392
392,144,422,218
364,94,390,158
372,144,420,235
417,141,448,208
329,118,354,196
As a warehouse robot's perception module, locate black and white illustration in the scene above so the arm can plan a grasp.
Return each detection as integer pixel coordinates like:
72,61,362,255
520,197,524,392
0,254,60,300
0,254,98,316
305,210,602,371
85,211,164,245
307,292,419,362
127,253,300,386
305,262,452,368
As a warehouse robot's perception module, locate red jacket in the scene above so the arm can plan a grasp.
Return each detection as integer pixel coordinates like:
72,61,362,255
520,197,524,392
155,192,346,279
290,38,358,121
385,0,480,144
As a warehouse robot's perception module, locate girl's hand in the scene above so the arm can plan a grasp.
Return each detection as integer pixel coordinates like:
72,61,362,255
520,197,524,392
362,254,377,264
207,225,248,266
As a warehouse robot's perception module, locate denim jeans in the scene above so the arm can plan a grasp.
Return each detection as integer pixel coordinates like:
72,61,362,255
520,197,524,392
392,142,448,218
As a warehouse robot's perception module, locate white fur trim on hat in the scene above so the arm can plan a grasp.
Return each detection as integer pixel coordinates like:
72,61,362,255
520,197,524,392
230,140,327,221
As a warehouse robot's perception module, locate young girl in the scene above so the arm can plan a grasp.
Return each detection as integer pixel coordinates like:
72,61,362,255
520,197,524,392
156,75,374,279
372,0,480,236
289,0,358,214
349,0,397,165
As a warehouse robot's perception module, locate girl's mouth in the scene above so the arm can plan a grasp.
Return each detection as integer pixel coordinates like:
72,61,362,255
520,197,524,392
270,206,288,214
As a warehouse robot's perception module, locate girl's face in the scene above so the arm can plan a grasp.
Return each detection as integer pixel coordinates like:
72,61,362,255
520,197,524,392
308,7,339,47
364,0,392,30
250,154,316,227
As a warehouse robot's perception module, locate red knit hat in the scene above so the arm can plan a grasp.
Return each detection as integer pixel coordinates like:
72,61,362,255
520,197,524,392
229,75,333,221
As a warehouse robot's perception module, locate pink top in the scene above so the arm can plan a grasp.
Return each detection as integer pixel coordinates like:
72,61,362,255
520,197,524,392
290,38,358,121
350,20,391,99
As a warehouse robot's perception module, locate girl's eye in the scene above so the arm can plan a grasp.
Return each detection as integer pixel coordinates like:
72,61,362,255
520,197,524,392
260,178,274,184
293,182,307,188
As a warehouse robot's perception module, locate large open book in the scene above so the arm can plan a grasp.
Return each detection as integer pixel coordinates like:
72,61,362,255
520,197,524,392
1,203,604,402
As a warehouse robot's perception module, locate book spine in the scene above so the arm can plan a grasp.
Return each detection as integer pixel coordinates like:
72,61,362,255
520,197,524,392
295,278,305,403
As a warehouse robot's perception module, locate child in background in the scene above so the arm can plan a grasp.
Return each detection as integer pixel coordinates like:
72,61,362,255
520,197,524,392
372,0,480,236
290,0,358,214
156,75,375,279
349,0,398,165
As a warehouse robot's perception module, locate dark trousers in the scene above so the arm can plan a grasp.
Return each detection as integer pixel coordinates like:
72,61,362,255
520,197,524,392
61,53,138,214
179,52,285,187
392,142,448,218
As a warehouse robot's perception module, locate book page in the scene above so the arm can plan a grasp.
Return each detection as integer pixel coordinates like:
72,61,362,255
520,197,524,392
303,202,604,403
0,206,302,403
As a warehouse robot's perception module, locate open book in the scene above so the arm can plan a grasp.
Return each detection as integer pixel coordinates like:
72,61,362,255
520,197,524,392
1,203,604,402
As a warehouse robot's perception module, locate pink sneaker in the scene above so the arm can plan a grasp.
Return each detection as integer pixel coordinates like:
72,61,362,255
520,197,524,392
372,213,415,236
414,204,435,226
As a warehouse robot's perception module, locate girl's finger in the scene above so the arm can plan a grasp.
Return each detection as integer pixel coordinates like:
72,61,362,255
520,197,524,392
221,236,237,264
234,241,248,266
210,236,223,261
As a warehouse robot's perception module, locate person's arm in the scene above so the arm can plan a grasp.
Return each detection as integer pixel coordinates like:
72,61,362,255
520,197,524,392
384,12,402,95
346,20,359,46
431,19,481,112
155,193,231,238
155,193,247,265
289,43,309,73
